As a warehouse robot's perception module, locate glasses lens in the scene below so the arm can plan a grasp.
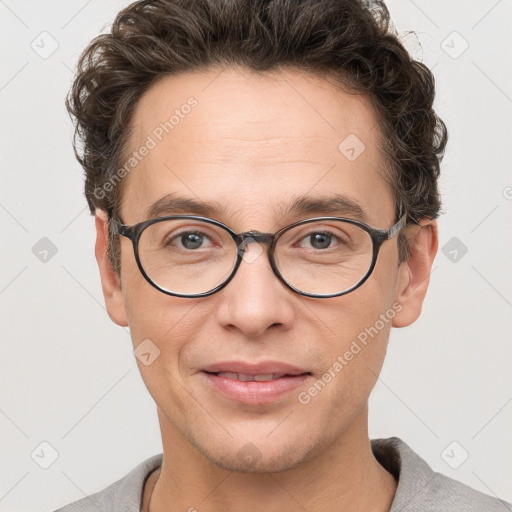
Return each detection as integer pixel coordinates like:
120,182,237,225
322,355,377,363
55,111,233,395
273,219,374,296
138,219,237,295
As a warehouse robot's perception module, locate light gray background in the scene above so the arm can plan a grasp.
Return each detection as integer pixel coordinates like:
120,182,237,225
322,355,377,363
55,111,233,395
1,1,511,511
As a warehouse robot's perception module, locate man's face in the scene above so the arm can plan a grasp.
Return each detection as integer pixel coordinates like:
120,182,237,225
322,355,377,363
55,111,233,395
107,68,409,472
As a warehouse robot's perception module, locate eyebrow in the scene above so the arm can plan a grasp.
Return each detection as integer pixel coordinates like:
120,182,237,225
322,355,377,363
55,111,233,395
146,194,227,219
146,192,369,223
281,194,369,223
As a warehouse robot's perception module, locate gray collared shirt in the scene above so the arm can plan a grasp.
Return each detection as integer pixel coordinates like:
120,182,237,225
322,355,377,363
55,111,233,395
53,437,512,511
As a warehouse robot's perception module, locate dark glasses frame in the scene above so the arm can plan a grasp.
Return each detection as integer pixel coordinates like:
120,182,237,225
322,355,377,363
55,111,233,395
110,213,408,299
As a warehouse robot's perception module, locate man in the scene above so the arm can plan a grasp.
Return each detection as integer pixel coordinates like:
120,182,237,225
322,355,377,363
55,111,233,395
56,0,511,510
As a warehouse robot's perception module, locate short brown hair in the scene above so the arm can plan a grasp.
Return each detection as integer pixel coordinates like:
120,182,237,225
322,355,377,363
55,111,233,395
66,0,447,274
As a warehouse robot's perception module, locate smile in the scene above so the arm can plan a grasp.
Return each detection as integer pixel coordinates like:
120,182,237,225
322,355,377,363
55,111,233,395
201,362,312,404
214,372,291,381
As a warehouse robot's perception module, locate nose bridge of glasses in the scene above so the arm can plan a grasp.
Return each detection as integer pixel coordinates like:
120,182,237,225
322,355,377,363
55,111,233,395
236,231,275,251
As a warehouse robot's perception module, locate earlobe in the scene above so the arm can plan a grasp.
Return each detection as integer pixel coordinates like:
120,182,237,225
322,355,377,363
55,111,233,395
392,220,438,328
94,209,129,327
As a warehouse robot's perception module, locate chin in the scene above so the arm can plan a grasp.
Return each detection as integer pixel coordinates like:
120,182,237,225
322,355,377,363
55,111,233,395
194,436,316,473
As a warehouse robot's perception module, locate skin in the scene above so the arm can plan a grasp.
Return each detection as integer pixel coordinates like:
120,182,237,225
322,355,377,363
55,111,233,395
94,67,438,512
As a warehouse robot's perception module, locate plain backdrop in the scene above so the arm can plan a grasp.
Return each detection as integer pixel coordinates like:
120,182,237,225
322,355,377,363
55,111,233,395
1,1,511,511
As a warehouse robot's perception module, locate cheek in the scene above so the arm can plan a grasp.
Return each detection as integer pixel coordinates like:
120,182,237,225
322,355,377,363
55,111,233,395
372,240,401,298
309,271,397,404
126,295,197,424
294,297,393,448
121,253,178,344
125,289,193,371
119,252,214,409
121,263,191,386
327,321,390,402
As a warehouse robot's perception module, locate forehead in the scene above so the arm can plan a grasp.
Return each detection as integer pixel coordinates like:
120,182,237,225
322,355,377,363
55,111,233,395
119,67,394,227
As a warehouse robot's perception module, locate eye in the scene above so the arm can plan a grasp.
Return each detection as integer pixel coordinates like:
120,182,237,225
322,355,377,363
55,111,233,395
295,227,350,251
166,230,215,250
300,231,336,250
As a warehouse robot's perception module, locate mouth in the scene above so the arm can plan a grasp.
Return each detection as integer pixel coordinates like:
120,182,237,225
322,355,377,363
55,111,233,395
201,362,312,404
208,371,304,381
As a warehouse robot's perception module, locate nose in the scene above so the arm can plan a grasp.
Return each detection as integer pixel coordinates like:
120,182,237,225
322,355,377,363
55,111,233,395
214,241,295,338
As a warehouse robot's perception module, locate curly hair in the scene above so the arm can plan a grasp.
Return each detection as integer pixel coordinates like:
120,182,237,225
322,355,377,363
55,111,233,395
66,0,447,275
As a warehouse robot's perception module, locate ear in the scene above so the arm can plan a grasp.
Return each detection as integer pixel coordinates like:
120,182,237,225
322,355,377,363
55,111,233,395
392,219,438,328
94,209,128,327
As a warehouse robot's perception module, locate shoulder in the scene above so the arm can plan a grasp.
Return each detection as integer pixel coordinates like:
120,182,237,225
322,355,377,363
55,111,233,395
52,454,163,512
371,437,512,512
423,471,512,511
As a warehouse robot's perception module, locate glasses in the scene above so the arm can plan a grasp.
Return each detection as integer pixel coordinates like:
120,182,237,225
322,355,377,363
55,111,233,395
111,213,407,299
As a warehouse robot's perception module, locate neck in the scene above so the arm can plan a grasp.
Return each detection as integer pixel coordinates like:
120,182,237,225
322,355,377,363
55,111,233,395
145,404,397,512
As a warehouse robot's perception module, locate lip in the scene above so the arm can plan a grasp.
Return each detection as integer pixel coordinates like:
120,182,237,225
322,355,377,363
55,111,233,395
200,360,312,405
202,361,308,375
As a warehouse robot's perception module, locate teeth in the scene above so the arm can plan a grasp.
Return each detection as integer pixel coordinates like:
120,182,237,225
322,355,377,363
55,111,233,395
237,373,254,382
216,372,285,381
217,372,239,380
254,374,277,381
